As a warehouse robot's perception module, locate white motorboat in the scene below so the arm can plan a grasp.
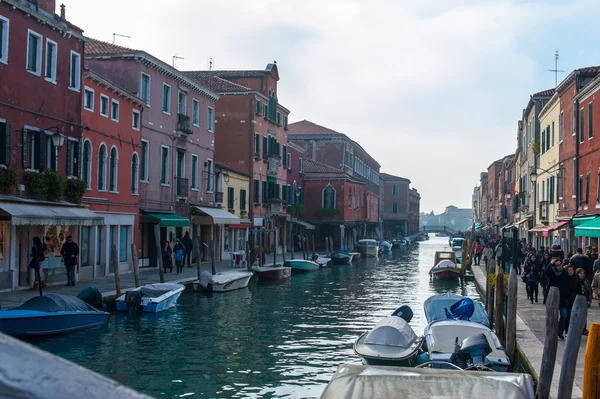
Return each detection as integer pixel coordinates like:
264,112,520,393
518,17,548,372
115,283,185,313
429,251,461,279
194,270,253,293
357,239,379,257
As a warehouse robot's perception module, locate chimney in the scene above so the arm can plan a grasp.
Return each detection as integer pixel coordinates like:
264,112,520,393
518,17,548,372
60,3,65,20
36,0,56,15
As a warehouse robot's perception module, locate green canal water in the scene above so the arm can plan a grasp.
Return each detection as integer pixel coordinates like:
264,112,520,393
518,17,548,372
31,236,479,398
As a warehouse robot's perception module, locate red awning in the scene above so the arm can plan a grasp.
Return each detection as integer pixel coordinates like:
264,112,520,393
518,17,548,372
529,225,547,232
542,221,568,237
227,223,252,229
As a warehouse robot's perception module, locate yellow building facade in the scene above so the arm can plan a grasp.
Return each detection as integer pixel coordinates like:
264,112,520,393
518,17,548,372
217,165,251,259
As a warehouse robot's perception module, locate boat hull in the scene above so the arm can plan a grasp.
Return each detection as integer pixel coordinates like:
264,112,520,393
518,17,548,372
330,252,352,265
286,260,320,272
0,311,109,337
115,284,185,313
194,272,253,292
431,269,461,279
357,245,378,257
254,266,292,280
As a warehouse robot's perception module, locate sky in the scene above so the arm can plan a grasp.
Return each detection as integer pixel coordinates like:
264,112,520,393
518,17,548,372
64,0,600,214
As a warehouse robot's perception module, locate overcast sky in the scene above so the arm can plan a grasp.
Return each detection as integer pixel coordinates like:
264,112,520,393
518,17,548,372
66,0,600,214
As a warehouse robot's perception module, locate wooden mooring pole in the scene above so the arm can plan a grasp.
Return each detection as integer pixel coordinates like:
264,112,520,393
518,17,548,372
494,265,505,342
505,267,518,361
557,294,588,399
282,222,287,263
210,225,216,275
153,224,165,283
112,244,121,297
194,237,202,280
537,286,560,399
325,237,329,257
583,322,600,399
130,243,140,288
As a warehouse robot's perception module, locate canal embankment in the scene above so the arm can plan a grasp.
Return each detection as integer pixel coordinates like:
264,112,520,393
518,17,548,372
471,263,598,398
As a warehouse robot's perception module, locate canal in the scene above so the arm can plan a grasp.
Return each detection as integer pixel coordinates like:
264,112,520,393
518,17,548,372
31,236,478,398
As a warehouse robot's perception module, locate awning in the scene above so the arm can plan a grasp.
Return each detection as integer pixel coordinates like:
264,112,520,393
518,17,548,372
227,223,252,229
528,225,547,233
0,202,103,226
144,212,190,227
503,223,515,229
575,217,600,238
192,206,240,225
542,221,568,237
515,218,531,227
294,220,315,230
572,215,599,226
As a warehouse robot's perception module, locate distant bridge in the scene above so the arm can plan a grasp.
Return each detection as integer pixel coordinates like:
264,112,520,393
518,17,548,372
407,226,458,241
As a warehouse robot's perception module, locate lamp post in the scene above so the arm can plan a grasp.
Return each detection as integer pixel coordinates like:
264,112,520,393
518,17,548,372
223,171,230,185
51,131,65,171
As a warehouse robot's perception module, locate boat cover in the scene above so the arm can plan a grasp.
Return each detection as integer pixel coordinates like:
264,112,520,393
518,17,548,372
424,294,490,328
139,284,183,298
444,298,475,321
320,364,534,399
11,294,104,313
76,286,106,311
358,239,377,245
364,316,417,348
200,270,215,287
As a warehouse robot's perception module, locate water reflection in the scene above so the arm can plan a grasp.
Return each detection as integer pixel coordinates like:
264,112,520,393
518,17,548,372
33,236,477,398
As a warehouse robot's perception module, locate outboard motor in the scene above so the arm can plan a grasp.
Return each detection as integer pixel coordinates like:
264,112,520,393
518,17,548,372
125,290,142,317
453,333,492,367
391,305,414,323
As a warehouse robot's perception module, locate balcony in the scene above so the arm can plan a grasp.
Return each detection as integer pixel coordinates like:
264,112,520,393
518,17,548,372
177,114,193,135
267,203,282,216
215,191,224,204
176,177,189,198
267,156,281,176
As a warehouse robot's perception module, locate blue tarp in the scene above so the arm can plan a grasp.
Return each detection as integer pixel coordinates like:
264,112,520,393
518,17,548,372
444,298,475,321
424,294,490,328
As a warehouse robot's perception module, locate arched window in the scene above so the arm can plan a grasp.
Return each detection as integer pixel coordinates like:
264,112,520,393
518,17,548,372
322,184,336,209
131,153,139,195
392,202,399,213
82,140,92,186
109,147,118,192
392,184,398,195
98,144,106,191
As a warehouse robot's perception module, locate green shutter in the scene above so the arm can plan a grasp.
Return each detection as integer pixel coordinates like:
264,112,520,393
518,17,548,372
36,132,46,171
22,130,29,168
263,136,268,158
262,181,267,203
66,140,72,176
0,123,8,165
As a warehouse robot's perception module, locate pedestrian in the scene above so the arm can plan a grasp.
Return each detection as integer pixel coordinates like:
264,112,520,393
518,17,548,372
482,243,494,272
60,235,79,287
546,258,567,339
576,267,592,335
181,231,193,268
593,254,600,274
474,241,483,265
30,236,47,289
162,241,173,273
526,264,539,304
494,242,503,269
563,265,580,337
550,244,565,261
173,238,185,273
538,253,550,303
592,270,600,308
523,253,538,301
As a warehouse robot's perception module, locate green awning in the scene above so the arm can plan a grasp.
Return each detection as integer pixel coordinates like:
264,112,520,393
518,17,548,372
572,215,598,226
144,212,190,227
575,217,600,238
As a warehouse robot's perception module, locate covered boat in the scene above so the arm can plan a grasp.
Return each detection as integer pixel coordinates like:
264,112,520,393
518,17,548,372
357,239,379,257
0,293,109,337
194,270,253,292
354,315,423,367
392,237,407,247
285,259,319,272
429,251,461,279
253,264,292,280
424,294,490,328
320,364,534,399
330,249,353,265
381,241,392,252
115,283,185,312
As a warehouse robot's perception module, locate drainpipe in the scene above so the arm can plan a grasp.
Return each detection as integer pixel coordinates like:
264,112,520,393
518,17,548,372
573,74,581,251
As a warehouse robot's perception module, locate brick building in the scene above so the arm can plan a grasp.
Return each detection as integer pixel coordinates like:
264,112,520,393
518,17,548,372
486,159,504,229
379,173,411,239
408,188,421,234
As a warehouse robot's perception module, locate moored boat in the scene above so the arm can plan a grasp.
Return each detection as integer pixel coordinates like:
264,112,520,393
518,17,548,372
194,270,253,292
253,264,292,280
0,292,109,337
357,239,379,257
116,283,185,312
424,294,489,327
349,252,361,260
392,238,407,247
429,251,461,279
330,250,353,265
381,241,392,252
285,259,320,272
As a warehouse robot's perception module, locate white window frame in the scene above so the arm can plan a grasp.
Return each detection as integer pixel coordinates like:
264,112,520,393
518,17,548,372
44,38,57,84
0,15,9,65
140,72,151,105
160,145,170,186
22,125,39,171
322,184,336,208
109,145,119,193
206,158,213,193
192,99,200,126
98,142,108,191
207,107,214,133
140,139,149,183
26,29,42,76
178,89,187,116
132,109,140,131
111,99,120,122
131,152,139,195
99,94,109,117
83,86,94,112
162,83,171,115
82,139,92,189
69,50,81,91
191,154,199,191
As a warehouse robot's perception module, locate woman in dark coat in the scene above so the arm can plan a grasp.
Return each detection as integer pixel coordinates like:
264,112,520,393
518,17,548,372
576,267,592,335
563,265,581,336
162,241,173,273
30,236,47,288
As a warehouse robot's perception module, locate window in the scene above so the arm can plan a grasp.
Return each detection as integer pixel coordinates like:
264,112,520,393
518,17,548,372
299,157,303,173
597,169,600,205
541,130,545,154
131,153,139,195
140,73,151,104
82,140,91,186
589,102,593,139
559,112,564,142
44,39,57,83
162,84,171,114
26,30,42,75
573,159,577,197
255,101,262,115
392,184,398,195
98,144,107,190
69,51,81,91
100,95,109,117
0,16,8,64
322,184,336,208
46,134,57,170
84,87,94,111
262,180,267,203
132,109,140,130
22,129,45,170
546,126,550,152
284,116,288,129
66,139,79,177
240,189,246,211
276,111,281,125
551,121,555,147
111,99,120,122
207,107,214,132
119,226,128,262
192,99,199,126
586,172,591,205
191,154,198,189
549,176,555,205
206,159,213,192
580,108,585,144
264,104,269,120
283,145,287,166
392,202,398,213
160,146,169,184
140,140,149,182
178,90,187,115
287,152,291,169
227,186,235,209
109,147,118,192
254,133,260,156
579,175,584,205
253,179,260,203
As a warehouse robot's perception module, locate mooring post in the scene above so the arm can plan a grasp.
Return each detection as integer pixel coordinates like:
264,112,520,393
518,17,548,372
537,286,560,399
130,243,140,288
194,237,201,280
282,222,287,263
557,294,588,399
112,244,121,297
506,267,518,361
325,237,329,257
210,225,216,275
495,265,505,342
583,322,600,399
153,224,165,283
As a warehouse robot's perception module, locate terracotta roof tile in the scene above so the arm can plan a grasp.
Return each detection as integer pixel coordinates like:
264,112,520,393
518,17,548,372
533,88,555,97
181,71,252,93
302,158,341,174
380,173,410,183
85,38,138,56
287,120,344,137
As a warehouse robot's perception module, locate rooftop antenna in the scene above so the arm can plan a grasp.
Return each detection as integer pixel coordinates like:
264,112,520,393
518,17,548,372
113,33,131,45
549,50,564,88
173,55,184,68
208,56,215,71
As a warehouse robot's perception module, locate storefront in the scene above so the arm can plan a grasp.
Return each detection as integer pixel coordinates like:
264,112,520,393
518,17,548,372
140,211,191,268
191,206,240,261
574,215,600,250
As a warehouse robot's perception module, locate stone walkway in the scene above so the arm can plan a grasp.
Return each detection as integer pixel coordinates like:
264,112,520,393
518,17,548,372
472,264,600,399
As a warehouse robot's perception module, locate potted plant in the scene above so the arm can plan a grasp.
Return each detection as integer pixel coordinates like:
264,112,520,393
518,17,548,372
315,207,340,218
0,166,18,194
65,178,87,204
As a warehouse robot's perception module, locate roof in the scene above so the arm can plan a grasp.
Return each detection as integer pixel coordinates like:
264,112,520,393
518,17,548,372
380,173,411,184
302,158,341,174
533,88,555,97
181,71,252,93
84,70,145,107
524,88,555,117
85,39,138,56
556,66,600,94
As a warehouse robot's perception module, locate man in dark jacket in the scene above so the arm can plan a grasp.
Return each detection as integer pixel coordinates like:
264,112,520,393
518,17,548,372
546,258,568,339
60,236,79,286
181,231,193,268
570,248,592,282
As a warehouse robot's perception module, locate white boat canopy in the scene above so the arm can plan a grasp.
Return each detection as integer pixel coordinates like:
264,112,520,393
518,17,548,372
358,239,378,245
364,316,417,348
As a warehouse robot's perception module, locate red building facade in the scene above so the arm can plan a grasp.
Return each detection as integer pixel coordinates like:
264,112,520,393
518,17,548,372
380,173,411,239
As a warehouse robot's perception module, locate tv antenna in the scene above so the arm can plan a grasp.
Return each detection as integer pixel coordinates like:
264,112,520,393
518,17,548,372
549,50,564,88
208,56,215,71
173,55,184,68
113,33,131,45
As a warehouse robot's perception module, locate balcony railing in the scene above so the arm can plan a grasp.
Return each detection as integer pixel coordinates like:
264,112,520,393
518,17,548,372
176,177,188,198
267,157,281,176
177,114,193,134
215,191,224,203
268,203,282,216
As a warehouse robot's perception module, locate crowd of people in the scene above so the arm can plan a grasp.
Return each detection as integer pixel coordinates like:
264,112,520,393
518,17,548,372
471,232,600,340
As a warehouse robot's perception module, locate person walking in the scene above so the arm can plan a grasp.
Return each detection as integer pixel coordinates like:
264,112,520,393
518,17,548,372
570,248,592,282
60,235,79,287
173,238,185,273
563,265,580,337
526,264,539,304
162,241,173,273
30,236,47,289
474,241,483,266
592,270,600,308
538,252,550,303
576,267,592,335
181,231,193,268
546,258,567,339
594,255,600,275
523,253,538,301
494,242,503,270
482,243,494,272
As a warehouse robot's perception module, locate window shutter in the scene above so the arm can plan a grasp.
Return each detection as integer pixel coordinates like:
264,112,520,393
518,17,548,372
66,140,72,176
0,123,9,166
262,181,267,203
283,145,287,163
22,130,29,168
36,132,46,171
276,184,280,199
282,184,287,203
263,136,268,158
73,141,80,177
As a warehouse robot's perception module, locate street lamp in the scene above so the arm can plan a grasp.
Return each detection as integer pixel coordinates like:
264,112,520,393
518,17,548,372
51,131,65,170
223,171,230,185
